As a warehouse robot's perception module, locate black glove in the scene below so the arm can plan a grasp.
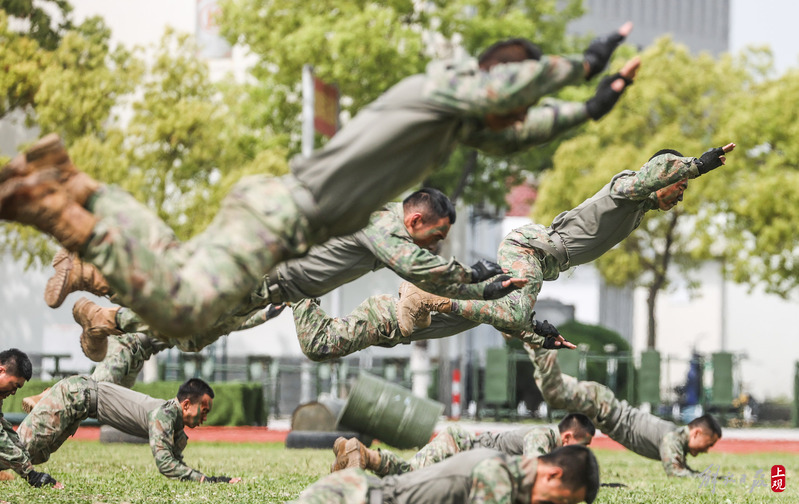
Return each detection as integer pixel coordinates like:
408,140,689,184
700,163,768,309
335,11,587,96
584,31,626,79
533,318,560,338
696,147,726,175
585,73,631,120
26,470,58,487
482,275,519,300
470,259,503,283
265,303,286,320
204,475,232,483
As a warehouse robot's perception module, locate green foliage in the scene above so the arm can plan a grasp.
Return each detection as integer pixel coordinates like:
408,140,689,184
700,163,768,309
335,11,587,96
0,0,72,50
0,441,796,503
1,6,287,266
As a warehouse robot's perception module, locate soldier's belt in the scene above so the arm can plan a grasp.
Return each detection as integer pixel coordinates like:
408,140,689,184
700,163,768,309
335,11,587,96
528,230,569,270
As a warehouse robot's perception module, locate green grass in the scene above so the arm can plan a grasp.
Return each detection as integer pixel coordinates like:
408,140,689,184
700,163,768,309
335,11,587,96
1,441,797,503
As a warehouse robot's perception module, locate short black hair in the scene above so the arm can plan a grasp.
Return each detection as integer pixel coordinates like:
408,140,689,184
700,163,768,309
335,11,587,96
177,378,214,403
478,38,543,67
540,445,600,504
689,414,722,439
558,413,596,438
0,349,32,380
403,187,456,225
649,149,684,161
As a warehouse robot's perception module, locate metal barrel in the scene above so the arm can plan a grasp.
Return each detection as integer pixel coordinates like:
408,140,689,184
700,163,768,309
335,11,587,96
337,372,444,449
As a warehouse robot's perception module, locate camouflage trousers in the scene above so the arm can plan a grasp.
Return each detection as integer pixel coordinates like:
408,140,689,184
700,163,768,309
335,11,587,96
16,376,95,464
292,296,403,362
530,347,619,428
16,333,157,463
376,424,478,476
295,468,378,503
377,425,543,476
292,296,480,362
451,231,543,336
81,174,316,340
90,332,163,388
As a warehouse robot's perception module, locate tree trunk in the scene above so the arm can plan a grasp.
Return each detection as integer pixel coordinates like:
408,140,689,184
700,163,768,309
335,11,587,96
646,211,680,349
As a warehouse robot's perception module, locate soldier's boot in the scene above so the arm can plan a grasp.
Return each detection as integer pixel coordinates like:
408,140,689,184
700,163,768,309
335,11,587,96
0,173,97,252
396,282,451,337
21,388,50,413
331,437,381,473
0,133,97,206
44,248,112,308
73,297,122,362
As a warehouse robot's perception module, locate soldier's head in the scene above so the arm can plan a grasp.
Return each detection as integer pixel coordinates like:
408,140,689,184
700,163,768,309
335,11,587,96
478,38,542,71
177,378,214,428
0,348,32,400
533,445,600,504
649,149,689,211
403,188,456,252
687,414,722,457
558,413,596,447
478,39,543,131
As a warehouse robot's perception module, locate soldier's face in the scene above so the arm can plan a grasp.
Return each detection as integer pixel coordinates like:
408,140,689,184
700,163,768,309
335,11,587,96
0,367,25,400
182,394,213,428
562,431,593,447
656,179,688,211
485,107,529,131
408,215,451,252
688,428,719,457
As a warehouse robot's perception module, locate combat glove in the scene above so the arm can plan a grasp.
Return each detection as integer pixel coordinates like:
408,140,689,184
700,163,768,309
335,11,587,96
483,275,519,300
204,475,232,483
470,259,503,283
695,147,726,175
265,303,287,320
584,31,627,79
26,470,58,487
585,73,632,120
534,318,565,349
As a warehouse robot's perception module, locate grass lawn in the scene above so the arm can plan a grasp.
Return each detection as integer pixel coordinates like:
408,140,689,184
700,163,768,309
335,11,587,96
1,440,796,503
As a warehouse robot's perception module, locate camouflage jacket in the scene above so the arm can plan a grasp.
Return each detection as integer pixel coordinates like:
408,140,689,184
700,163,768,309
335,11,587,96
290,53,589,239
382,448,537,504
270,202,494,301
660,426,698,477
0,404,33,477
550,153,702,269
522,426,562,456
148,398,204,482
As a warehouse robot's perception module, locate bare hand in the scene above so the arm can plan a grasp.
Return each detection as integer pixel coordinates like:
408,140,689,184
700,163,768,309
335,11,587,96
618,21,633,37
229,477,242,484
54,481,64,489
549,335,577,350
502,277,528,288
610,56,641,92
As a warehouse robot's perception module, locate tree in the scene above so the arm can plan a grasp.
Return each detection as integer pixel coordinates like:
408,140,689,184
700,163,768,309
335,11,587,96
1,8,285,266
217,0,586,206
697,63,799,297
532,37,755,349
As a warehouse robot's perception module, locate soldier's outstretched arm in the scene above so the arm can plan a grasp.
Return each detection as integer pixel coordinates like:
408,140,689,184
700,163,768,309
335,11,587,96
148,405,205,482
464,56,640,155
659,429,699,478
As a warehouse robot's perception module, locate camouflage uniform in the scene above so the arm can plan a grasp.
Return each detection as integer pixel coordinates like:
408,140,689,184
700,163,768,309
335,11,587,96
79,54,590,342
531,347,697,477
0,403,34,478
451,153,703,335
374,424,561,476
296,448,537,504
16,336,205,481
108,202,507,353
